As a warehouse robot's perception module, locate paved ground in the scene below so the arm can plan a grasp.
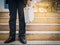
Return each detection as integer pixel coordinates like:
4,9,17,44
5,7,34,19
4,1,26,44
0,41,60,45
0,44,60,45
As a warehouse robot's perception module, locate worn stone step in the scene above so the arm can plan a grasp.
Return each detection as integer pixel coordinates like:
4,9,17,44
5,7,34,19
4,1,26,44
0,12,9,17
0,41,60,45
33,18,60,24
0,12,60,17
0,18,18,23
0,25,60,31
0,34,60,40
0,18,60,23
34,12,60,17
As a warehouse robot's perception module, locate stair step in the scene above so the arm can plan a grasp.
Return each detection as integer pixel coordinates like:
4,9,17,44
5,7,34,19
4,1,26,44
0,34,60,40
0,12,60,17
0,25,60,31
0,25,19,31
0,17,60,23
0,31,60,34
0,23,60,25
33,18,60,23
0,41,60,45
34,12,60,17
0,18,18,23
0,12,9,17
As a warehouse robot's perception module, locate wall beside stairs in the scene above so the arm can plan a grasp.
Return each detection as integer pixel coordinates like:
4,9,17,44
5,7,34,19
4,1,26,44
0,0,60,43
0,0,4,9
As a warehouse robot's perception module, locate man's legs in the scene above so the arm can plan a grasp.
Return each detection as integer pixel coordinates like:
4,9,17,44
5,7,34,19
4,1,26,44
4,0,17,43
17,1,26,44
18,4,26,36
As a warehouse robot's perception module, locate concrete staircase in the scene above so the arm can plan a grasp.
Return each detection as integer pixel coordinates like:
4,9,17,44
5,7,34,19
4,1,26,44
0,10,60,44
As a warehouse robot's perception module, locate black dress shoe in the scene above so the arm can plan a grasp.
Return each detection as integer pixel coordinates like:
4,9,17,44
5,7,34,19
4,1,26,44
19,35,27,44
4,37,15,43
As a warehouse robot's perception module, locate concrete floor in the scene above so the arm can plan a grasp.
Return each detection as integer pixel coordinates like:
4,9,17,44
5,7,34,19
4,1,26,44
0,41,60,45
0,44,60,45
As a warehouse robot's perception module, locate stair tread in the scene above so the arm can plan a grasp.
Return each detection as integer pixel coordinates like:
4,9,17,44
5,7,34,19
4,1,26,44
0,34,60,40
0,40,60,45
0,18,60,23
0,12,60,17
0,25,60,31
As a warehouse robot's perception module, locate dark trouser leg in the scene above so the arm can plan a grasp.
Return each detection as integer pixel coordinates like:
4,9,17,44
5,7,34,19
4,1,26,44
18,3,26,36
17,2,27,44
4,1,17,43
8,1,17,37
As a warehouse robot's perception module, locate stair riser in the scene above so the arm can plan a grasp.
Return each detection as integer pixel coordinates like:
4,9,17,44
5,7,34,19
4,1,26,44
0,25,19,31
0,12,9,17
0,25,60,31
33,18,60,23
34,13,60,17
0,19,18,23
0,18,60,23
0,34,60,40
0,12,60,17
